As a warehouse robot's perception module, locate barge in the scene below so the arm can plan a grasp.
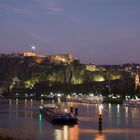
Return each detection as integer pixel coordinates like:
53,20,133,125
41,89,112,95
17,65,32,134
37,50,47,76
40,104,78,124
66,96,103,104
123,99,140,107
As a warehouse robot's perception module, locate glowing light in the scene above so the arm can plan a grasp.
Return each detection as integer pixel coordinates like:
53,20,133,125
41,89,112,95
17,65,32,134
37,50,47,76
63,125,68,140
67,95,70,99
57,93,61,97
41,99,44,105
94,76,105,82
99,104,104,110
89,94,94,97
117,104,120,113
39,113,42,121
99,104,104,115
64,109,68,113
39,113,42,134
62,58,65,62
54,129,62,140
16,98,18,105
32,45,36,50
109,103,112,109
40,106,43,109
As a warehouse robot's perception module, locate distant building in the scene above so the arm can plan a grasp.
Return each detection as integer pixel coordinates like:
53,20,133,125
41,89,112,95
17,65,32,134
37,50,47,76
125,67,132,71
48,54,76,64
85,64,96,71
0,51,78,64
20,52,46,63
96,66,106,71
22,51,37,57
135,73,140,89
34,55,46,63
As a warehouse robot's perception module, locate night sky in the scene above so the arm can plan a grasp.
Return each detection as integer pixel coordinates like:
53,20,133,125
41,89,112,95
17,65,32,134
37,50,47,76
0,0,140,64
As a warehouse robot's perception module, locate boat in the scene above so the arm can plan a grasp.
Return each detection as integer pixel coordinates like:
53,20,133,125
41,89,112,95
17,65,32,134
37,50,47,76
66,96,103,104
123,99,140,107
40,104,78,124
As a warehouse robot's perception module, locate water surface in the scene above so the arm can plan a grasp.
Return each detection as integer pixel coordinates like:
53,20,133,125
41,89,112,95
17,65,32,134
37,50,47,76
0,99,140,140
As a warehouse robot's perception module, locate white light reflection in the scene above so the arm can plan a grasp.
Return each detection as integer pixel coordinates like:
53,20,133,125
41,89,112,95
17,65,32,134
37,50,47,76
125,106,129,124
94,133,106,140
25,99,27,118
39,113,42,135
99,104,104,115
116,104,121,125
54,129,62,140
30,99,33,118
16,99,18,118
9,99,12,118
54,125,79,140
41,99,44,106
117,104,120,114
63,125,68,140
16,98,18,106
109,103,112,110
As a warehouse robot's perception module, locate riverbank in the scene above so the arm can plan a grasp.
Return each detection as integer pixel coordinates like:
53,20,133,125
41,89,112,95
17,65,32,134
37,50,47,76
0,133,31,140
2,95,57,101
1,95,124,104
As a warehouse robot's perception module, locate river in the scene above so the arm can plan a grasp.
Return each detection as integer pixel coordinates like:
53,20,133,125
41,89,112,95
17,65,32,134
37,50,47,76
0,99,140,140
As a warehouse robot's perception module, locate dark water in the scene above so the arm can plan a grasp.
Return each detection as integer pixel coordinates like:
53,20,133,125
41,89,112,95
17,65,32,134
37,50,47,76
0,99,140,140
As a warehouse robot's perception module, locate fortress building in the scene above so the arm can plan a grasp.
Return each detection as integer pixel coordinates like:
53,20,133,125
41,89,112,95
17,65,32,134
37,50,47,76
48,54,77,64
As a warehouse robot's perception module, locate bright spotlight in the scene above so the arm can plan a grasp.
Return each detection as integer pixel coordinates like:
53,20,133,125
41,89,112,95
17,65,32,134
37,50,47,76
99,104,104,110
99,104,104,115
31,45,36,50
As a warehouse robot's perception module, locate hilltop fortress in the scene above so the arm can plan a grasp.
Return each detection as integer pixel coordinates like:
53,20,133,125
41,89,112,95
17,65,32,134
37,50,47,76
0,51,139,96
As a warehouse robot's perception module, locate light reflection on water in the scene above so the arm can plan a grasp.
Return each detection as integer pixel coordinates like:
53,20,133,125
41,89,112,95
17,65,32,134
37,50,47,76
39,113,42,135
53,125,80,140
94,133,106,140
0,99,140,140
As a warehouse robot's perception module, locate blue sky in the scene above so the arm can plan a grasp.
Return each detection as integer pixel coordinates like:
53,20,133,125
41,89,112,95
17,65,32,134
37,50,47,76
0,0,140,64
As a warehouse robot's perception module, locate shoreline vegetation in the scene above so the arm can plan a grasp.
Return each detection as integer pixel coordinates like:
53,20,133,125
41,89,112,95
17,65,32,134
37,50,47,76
0,52,140,103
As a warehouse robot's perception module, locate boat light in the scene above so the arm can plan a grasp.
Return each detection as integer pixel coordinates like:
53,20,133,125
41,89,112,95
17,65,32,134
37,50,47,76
57,93,61,97
40,106,43,109
64,109,68,113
